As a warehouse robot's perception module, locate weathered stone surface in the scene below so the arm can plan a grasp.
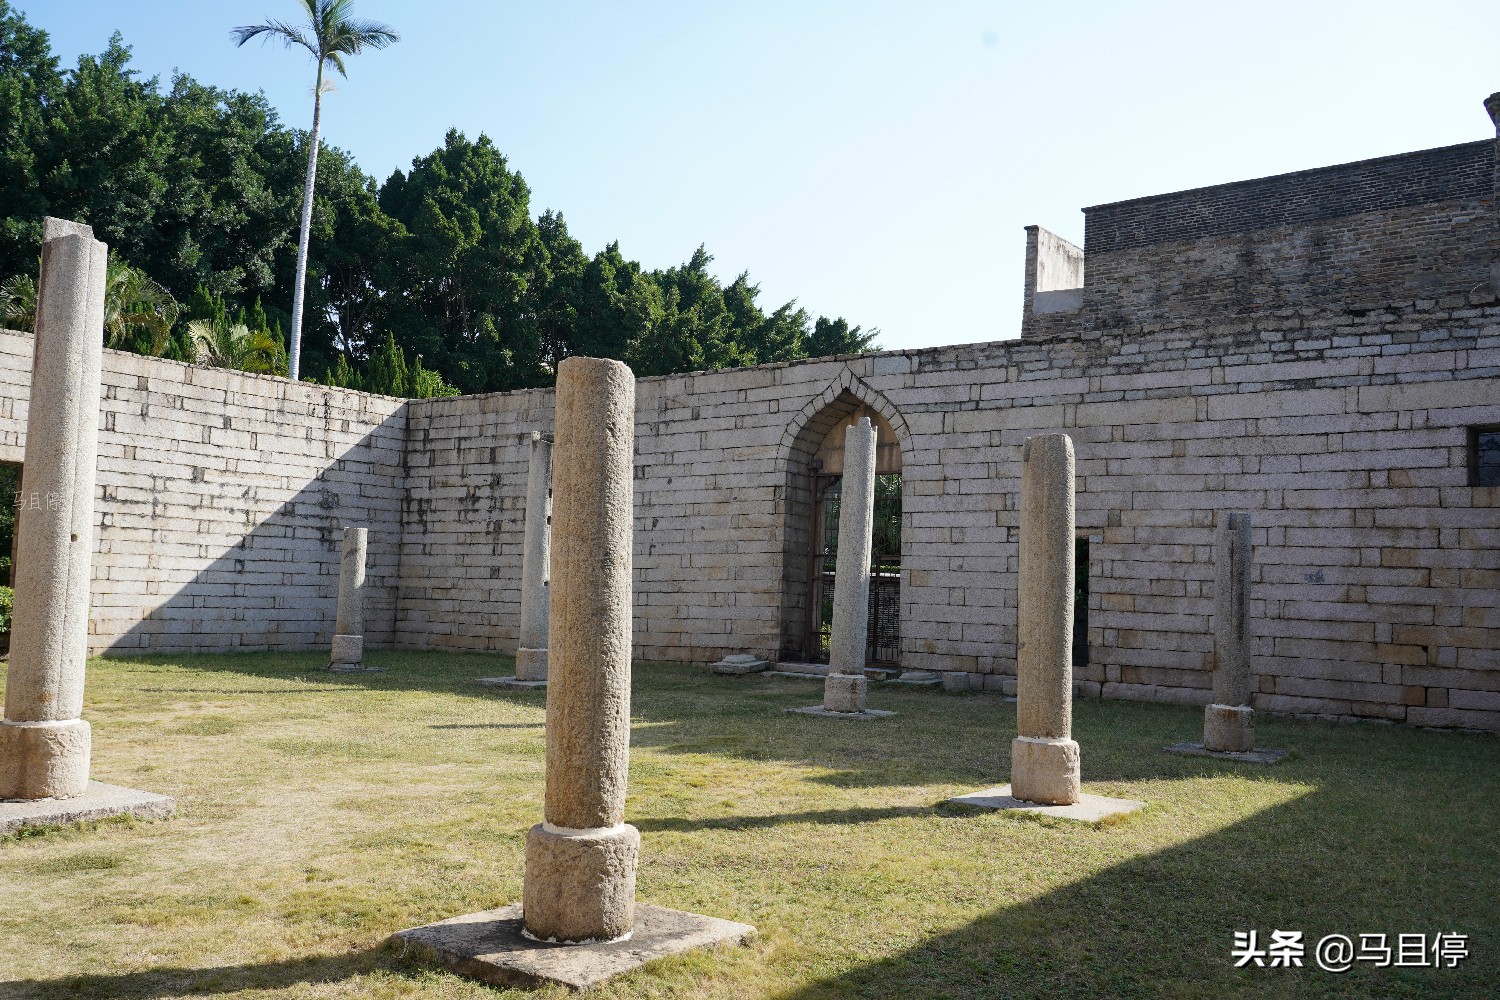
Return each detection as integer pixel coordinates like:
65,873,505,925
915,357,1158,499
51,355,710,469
0,720,90,800
1203,703,1255,753
1,223,108,801
784,705,897,720
1163,742,1288,765
525,356,637,944
477,676,547,690
1016,433,1075,741
822,672,868,713
329,634,363,665
516,432,552,680
827,417,877,679
1009,735,1081,805
1011,434,1081,806
522,823,638,944
946,784,1144,822
709,654,769,675
390,902,755,991
0,780,174,836
1212,512,1253,707
334,526,367,643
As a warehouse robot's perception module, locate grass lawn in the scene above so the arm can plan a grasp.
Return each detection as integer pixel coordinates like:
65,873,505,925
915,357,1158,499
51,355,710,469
1,651,1496,999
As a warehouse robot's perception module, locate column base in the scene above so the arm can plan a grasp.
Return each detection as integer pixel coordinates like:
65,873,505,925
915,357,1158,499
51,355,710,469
329,634,363,666
1204,704,1254,753
523,822,639,944
1010,735,1081,806
823,672,868,713
515,648,549,682
0,719,91,800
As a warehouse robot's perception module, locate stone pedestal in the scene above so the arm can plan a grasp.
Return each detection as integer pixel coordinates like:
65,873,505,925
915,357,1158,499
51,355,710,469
1011,434,1081,806
396,356,751,988
329,527,378,672
1204,703,1254,753
709,653,770,675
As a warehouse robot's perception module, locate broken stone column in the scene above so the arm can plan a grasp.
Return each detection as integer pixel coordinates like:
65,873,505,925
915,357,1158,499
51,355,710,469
823,416,877,714
515,432,552,682
0,221,108,800
1205,512,1255,752
523,356,638,944
329,526,367,670
1011,433,1081,806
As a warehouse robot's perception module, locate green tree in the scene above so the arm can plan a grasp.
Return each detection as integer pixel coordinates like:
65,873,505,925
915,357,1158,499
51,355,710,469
232,0,398,382
806,316,880,358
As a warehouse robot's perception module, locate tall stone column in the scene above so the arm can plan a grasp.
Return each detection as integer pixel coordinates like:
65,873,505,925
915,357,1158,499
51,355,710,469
823,416,877,714
1205,512,1255,752
0,222,108,800
329,526,367,670
1011,433,1081,806
515,432,552,682
523,356,639,944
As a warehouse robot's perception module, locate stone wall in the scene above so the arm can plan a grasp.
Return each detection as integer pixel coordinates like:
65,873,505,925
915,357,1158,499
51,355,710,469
1026,137,1498,339
0,332,406,654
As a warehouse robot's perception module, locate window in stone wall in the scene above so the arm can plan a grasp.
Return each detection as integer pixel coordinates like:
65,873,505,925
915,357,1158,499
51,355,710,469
1469,426,1500,487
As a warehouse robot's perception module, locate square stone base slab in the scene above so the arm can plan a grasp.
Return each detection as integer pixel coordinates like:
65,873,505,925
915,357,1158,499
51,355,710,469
476,676,548,690
1162,742,1289,765
327,665,386,674
1,781,175,836
784,705,897,720
945,784,1145,822
390,902,755,991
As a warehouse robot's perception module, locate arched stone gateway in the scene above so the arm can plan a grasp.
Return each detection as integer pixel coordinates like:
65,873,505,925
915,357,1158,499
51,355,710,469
778,372,909,667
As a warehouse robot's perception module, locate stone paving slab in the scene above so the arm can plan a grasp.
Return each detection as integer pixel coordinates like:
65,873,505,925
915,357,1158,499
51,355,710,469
784,706,898,720
328,665,386,674
0,781,175,836
1162,741,1289,764
476,676,548,690
390,902,755,991
945,784,1145,822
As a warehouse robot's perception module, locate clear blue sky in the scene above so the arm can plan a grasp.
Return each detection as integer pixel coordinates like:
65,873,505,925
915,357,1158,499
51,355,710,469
14,1,1498,352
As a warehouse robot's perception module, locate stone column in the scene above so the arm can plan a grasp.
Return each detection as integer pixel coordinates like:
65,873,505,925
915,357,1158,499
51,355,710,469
515,432,552,682
329,526,367,668
823,416,877,714
1205,512,1255,752
1011,433,1080,805
0,222,108,801
523,356,638,944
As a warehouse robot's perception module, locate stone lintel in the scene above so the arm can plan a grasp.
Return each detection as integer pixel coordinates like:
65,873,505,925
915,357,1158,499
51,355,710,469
946,784,1144,822
390,902,755,991
0,781,175,837
1162,742,1289,765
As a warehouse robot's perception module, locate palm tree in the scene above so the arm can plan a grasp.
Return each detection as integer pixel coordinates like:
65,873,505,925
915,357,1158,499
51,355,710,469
188,319,289,376
232,0,398,382
3,261,179,356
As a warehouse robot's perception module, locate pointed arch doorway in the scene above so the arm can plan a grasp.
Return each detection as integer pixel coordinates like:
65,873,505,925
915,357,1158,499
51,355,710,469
780,392,904,667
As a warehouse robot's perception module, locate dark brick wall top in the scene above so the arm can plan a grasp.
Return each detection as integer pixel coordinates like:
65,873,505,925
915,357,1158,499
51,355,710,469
1084,140,1494,253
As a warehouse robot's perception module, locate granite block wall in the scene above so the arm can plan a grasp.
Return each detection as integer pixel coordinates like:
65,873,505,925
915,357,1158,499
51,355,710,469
0,332,406,654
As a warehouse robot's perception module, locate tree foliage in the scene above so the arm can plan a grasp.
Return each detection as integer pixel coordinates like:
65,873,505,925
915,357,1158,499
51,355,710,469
0,3,877,394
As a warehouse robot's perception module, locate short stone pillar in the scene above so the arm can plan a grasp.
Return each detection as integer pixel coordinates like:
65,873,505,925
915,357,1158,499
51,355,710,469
1205,512,1255,752
515,432,552,682
1011,433,1081,806
0,220,108,800
329,526,368,670
522,356,639,944
823,416,877,714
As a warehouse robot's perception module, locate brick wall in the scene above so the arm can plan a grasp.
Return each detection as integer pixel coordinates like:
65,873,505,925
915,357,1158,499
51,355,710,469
0,332,406,654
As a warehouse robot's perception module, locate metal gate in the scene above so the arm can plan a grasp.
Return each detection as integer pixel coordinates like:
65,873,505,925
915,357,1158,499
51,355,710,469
804,473,902,666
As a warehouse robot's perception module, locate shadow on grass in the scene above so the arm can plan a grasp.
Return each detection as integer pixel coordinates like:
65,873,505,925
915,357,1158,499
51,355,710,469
0,946,403,1000
773,774,1498,1000
634,803,945,833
